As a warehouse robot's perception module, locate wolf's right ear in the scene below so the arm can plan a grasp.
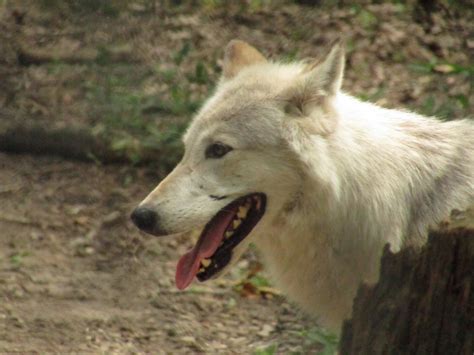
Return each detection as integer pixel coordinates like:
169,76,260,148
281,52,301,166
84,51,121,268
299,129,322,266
222,40,267,79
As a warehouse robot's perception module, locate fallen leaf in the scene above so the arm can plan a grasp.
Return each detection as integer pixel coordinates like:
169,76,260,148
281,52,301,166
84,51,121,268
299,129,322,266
74,216,90,226
433,64,454,73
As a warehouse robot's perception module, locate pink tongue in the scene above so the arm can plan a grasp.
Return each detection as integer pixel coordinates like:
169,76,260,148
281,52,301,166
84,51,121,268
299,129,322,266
175,209,236,290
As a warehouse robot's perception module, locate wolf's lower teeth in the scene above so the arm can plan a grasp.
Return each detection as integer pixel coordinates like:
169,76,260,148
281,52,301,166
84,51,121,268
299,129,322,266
201,259,211,267
233,219,241,229
225,231,233,238
255,198,261,210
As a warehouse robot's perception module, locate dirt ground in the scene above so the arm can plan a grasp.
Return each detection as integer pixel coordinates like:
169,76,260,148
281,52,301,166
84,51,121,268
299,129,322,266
0,1,473,354
0,152,320,354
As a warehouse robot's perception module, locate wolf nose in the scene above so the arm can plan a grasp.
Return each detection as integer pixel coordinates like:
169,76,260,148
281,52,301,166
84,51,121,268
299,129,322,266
131,206,158,233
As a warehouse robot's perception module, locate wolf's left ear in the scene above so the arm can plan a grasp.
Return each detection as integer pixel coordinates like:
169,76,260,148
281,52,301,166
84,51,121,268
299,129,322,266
222,40,267,79
283,40,345,135
311,39,345,96
287,40,345,115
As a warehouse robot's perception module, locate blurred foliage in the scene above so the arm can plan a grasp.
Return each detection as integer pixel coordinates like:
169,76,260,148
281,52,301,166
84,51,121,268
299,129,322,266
254,344,278,355
409,61,473,119
79,40,218,165
14,0,473,168
300,327,339,355
10,251,29,268
38,0,129,17
35,0,474,16
84,66,193,165
253,325,339,354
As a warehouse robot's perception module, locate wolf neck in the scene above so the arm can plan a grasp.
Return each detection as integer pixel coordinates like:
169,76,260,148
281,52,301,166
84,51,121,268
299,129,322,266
309,93,472,245
331,93,472,242
254,93,473,332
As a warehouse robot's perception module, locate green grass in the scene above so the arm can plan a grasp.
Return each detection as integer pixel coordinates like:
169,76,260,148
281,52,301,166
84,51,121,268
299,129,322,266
39,0,127,17
357,57,472,120
409,59,473,120
254,344,278,355
414,95,469,120
355,8,378,30
29,37,217,166
357,86,386,103
10,251,29,268
253,326,339,355
299,327,339,355
85,71,189,164
410,61,474,76
81,41,217,165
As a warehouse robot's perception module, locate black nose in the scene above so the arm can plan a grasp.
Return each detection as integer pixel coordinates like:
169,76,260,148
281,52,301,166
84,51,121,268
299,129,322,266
131,207,158,233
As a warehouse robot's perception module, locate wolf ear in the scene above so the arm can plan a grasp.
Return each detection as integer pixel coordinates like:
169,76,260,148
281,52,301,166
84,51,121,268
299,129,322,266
222,40,267,79
311,39,345,96
287,40,345,115
283,40,345,136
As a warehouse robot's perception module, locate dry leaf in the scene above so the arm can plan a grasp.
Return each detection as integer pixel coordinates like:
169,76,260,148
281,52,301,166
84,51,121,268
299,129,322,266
433,64,454,73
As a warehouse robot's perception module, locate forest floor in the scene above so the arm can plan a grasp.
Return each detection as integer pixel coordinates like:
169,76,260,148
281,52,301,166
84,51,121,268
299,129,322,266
0,1,472,353
0,152,321,353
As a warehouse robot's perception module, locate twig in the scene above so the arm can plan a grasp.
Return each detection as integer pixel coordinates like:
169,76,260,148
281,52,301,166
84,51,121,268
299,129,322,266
0,214,33,225
0,213,63,228
0,185,23,194
0,268,34,282
157,288,230,296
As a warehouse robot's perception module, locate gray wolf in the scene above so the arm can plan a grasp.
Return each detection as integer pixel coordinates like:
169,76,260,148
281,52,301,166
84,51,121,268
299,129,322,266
131,39,474,332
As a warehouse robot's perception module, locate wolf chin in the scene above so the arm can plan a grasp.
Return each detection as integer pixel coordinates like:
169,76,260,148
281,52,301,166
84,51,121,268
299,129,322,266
132,39,474,332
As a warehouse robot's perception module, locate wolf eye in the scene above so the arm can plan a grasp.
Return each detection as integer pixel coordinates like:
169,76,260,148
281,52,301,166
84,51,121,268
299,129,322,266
205,142,233,159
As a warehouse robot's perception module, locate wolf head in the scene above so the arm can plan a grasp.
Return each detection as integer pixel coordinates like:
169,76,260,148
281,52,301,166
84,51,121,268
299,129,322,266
132,39,345,289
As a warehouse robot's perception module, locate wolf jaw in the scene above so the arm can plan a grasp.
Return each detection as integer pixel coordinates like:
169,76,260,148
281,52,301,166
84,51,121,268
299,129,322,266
175,193,266,290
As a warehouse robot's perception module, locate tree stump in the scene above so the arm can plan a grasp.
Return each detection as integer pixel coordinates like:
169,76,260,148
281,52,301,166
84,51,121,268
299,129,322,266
340,212,474,355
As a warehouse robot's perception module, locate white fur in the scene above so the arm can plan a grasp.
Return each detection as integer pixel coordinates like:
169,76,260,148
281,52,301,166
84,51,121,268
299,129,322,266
138,42,474,332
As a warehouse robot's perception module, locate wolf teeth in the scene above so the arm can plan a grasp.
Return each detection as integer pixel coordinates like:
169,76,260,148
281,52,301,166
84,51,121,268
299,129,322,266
233,219,241,229
201,259,211,267
254,196,261,210
225,231,233,238
237,206,248,219
199,267,205,273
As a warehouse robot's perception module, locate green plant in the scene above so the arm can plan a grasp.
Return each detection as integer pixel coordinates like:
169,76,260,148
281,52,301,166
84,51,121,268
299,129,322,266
189,61,210,85
300,327,339,355
81,37,217,165
356,8,378,29
39,0,126,17
357,86,386,103
408,60,472,120
254,344,277,355
410,61,474,76
281,48,299,63
10,251,29,268
173,42,192,65
83,64,199,165
414,95,466,120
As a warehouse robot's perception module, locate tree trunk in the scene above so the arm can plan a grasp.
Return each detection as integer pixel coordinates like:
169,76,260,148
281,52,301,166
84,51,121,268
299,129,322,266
340,216,474,355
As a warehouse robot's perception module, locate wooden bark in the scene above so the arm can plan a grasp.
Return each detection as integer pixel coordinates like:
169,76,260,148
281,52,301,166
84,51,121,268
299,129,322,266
340,224,474,355
16,44,138,66
0,123,126,163
0,116,172,166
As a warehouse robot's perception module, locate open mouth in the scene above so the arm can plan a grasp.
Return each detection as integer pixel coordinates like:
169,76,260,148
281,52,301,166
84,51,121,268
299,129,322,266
175,193,266,290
